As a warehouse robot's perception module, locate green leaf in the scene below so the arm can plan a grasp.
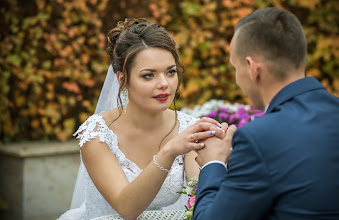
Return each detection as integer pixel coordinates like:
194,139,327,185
42,60,51,69
180,2,201,17
6,55,22,67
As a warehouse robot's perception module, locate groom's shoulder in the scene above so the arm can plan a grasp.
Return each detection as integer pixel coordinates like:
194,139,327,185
236,111,287,140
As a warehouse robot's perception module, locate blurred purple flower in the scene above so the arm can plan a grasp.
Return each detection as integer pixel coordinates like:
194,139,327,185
229,114,238,124
238,118,249,128
203,104,264,128
254,111,265,117
218,108,230,114
218,112,229,121
252,108,263,114
205,110,218,118
237,107,246,115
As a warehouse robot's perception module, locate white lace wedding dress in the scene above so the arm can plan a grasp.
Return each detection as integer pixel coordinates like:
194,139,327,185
58,111,198,220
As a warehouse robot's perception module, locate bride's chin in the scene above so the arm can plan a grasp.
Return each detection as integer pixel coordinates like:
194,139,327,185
156,106,171,112
149,105,171,113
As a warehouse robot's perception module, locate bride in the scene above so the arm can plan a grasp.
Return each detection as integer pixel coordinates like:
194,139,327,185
58,18,225,220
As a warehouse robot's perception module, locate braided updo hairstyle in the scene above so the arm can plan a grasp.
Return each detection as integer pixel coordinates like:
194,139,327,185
106,18,184,134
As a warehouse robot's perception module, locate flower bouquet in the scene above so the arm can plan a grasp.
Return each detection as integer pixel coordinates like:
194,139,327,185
177,176,199,220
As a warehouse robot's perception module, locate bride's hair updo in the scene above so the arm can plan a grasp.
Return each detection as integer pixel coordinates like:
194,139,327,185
106,18,184,89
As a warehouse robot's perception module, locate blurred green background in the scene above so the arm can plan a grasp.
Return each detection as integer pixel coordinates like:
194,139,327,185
1,0,338,143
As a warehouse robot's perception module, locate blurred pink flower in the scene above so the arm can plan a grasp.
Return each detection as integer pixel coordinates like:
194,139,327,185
187,195,196,210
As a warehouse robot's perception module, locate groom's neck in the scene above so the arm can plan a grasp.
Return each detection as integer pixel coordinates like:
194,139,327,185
260,70,305,107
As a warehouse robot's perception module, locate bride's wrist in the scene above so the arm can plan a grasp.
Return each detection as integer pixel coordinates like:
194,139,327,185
153,148,176,173
158,146,177,162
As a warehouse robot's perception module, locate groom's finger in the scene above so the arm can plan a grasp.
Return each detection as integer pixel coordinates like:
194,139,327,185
223,124,237,146
221,122,229,131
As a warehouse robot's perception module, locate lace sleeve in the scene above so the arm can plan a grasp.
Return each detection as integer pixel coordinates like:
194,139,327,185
177,111,199,132
73,114,109,147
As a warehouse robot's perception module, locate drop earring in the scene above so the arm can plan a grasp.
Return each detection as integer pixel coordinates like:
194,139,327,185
121,88,129,113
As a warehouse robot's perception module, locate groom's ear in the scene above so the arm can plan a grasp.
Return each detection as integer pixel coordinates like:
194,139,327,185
116,71,124,85
246,56,260,84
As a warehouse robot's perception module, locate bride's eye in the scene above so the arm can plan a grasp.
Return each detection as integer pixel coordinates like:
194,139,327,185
167,69,177,76
142,73,154,79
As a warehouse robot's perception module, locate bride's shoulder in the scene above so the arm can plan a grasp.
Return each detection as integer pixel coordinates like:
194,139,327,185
74,109,120,146
99,108,120,125
76,108,120,131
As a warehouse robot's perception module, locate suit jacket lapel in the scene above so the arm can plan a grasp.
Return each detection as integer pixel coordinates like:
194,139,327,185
266,77,325,114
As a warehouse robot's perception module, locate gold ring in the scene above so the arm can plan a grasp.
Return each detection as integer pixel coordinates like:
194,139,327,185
191,134,195,141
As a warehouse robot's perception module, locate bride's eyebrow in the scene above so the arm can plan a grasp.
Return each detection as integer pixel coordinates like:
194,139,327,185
140,64,176,73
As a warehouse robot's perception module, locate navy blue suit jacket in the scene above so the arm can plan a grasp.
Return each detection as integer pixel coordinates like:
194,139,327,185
193,77,339,220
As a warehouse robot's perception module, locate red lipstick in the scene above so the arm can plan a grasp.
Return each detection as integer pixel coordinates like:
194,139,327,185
153,93,169,101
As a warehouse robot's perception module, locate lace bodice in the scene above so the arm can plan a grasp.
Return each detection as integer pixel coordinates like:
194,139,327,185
58,111,198,220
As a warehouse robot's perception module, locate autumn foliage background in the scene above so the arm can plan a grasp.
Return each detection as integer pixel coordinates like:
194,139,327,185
1,0,338,143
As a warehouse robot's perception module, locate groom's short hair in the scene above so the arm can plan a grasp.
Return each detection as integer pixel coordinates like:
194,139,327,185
234,7,307,79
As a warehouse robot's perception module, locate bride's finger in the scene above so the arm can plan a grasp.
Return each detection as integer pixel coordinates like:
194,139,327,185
209,122,229,139
190,130,218,142
187,142,205,151
208,125,226,139
192,122,220,133
199,117,222,128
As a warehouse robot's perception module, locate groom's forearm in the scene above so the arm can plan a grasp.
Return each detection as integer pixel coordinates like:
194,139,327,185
194,130,273,220
193,163,227,220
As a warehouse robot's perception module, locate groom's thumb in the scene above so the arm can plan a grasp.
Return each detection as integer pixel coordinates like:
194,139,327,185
224,124,237,143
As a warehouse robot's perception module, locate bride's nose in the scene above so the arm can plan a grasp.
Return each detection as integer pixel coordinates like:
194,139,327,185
157,75,169,89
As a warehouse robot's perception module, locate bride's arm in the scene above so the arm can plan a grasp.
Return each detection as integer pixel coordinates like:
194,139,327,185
184,151,200,181
81,138,175,220
82,118,220,220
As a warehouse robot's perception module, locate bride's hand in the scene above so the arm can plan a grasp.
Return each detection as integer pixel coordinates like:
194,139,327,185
163,117,225,157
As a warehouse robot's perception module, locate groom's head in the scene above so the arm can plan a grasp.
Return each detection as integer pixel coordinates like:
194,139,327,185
230,7,307,110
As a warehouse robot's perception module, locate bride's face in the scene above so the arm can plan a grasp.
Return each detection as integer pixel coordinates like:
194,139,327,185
126,47,179,112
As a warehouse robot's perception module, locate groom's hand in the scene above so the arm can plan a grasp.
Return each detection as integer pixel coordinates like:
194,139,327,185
195,124,237,167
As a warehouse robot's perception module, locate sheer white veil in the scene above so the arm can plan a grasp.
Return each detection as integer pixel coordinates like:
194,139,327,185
93,65,121,115
70,64,120,209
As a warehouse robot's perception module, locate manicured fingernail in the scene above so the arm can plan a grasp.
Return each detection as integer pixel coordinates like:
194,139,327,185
200,143,205,147
216,127,225,132
217,123,222,127
209,130,215,135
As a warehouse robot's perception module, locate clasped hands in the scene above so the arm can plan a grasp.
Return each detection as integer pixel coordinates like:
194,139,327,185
191,117,237,167
165,117,236,167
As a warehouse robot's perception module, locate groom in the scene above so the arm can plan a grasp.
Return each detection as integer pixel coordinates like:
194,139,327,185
194,7,339,220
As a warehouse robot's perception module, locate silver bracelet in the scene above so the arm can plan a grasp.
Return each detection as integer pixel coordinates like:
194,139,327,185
153,155,170,173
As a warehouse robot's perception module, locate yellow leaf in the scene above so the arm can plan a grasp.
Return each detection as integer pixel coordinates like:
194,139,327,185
80,112,89,123
15,95,26,107
30,119,40,128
